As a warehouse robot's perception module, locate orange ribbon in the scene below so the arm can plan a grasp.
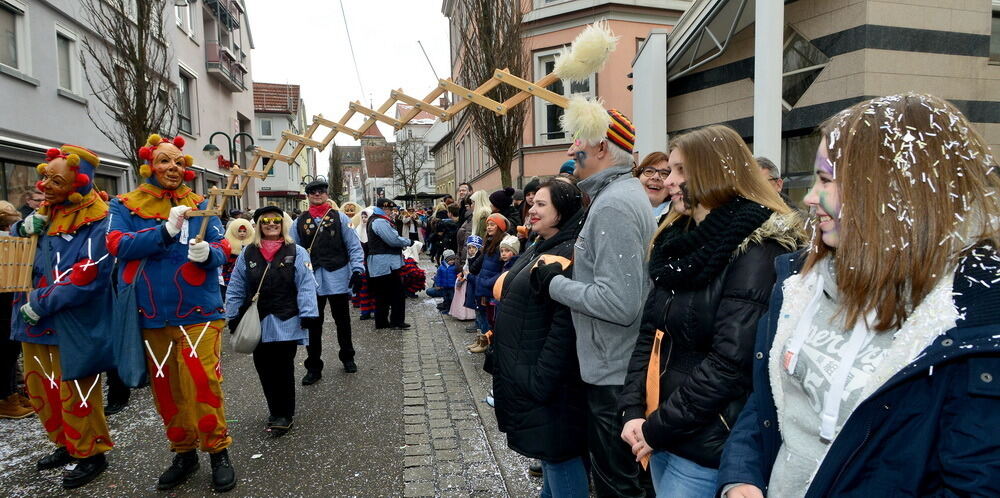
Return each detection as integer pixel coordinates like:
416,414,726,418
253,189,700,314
639,329,665,470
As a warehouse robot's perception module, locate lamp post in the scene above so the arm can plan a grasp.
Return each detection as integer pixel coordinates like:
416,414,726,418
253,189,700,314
203,131,254,209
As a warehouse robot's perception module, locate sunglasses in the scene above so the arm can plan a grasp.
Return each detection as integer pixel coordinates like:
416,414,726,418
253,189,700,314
307,189,327,195
260,217,283,225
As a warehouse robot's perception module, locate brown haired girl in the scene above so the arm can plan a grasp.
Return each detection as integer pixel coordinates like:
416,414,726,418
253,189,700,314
619,125,804,496
634,151,672,222
718,93,1000,497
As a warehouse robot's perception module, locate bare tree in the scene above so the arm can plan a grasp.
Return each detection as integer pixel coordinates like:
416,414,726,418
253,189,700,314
80,0,176,177
327,145,345,204
458,0,527,188
392,137,428,196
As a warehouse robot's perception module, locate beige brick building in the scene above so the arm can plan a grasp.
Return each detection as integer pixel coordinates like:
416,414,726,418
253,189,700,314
643,0,1000,201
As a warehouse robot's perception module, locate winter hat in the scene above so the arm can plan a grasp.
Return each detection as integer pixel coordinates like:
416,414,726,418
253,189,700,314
499,234,520,254
442,249,457,262
486,213,509,232
559,160,576,175
512,189,524,201
488,187,515,211
606,109,635,153
137,134,195,181
465,235,484,249
522,177,541,196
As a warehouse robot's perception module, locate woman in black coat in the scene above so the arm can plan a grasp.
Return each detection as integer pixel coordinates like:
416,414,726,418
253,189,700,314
492,180,588,498
617,125,803,497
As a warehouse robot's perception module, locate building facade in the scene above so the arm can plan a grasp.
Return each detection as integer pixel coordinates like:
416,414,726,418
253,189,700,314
636,0,1000,202
0,0,256,208
440,0,690,193
253,81,316,212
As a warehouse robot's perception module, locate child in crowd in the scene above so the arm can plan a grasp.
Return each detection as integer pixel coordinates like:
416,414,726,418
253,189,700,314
450,236,481,320
427,250,458,313
401,241,426,298
498,235,520,272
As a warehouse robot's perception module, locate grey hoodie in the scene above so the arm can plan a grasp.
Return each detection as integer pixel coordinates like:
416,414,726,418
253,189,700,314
549,165,655,385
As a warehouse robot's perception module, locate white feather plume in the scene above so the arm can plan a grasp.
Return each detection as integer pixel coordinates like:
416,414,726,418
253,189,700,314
560,95,609,144
553,21,619,82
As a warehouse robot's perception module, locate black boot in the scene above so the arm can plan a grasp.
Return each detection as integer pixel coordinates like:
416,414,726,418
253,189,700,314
301,371,322,386
62,453,107,489
209,448,237,492
37,446,73,471
104,370,130,416
157,450,199,490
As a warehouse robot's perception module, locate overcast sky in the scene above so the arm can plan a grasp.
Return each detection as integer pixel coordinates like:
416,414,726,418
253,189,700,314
244,0,451,162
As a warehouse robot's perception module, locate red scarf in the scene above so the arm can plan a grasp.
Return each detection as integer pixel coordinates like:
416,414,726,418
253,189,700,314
308,203,331,219
260,240,283,262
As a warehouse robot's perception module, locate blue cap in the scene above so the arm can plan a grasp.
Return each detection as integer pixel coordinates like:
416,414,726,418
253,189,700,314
465,235,483,249
559,160,576,175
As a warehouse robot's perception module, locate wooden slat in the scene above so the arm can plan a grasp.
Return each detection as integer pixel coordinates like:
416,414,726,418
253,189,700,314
208,188,242,196
314,115,363,140
391,89,450,119
442,78,504,115
255,147,295,164
185,209,223,217
350,100,403,129
230,166,269,179
281,130,323,148
496,71,567,108
355,95,400,136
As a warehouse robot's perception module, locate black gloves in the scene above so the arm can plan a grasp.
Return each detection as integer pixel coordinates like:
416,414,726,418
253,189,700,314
349,271,363,294
531,261,564,299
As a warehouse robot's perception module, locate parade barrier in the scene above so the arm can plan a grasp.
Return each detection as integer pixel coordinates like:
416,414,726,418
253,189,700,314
0,235,37,292
189,22,619,241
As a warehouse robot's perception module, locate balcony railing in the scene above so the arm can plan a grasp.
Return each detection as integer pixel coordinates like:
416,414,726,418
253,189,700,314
204,0,240,30
205,42,246,92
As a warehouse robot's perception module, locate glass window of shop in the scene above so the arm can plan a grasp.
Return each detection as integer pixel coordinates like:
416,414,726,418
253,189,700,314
1,161,37,206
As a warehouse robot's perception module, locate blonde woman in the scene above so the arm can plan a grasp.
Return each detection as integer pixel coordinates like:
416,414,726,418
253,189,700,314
225,206,318,437
469,190,493,239
618,125,803,496
719,94,1000,497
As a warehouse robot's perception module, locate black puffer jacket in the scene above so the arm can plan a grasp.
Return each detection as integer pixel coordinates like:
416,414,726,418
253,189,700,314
619,200,802,469
492,211,586,462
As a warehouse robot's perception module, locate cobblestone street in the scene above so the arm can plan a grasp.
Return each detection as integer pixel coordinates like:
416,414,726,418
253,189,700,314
0,261,540,497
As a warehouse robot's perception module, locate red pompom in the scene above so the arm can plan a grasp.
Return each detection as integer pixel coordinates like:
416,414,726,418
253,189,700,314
180,262,206,286
69,259,98,286
74,173,90,188
183,169,196,181
46,148,61,160
35,180,46,192
138,146,153,161
172,135,185,149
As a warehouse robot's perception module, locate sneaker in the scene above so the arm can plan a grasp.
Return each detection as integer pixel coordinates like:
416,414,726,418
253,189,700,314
62,453,107,489
0,394,33,419
209,449,237,492
157,450,199,490
267,417,293,438
37,446,73,471
389,322,412,330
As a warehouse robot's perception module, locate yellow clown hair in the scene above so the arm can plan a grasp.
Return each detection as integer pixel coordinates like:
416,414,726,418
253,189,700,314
560,95,611,144
553,21,619,83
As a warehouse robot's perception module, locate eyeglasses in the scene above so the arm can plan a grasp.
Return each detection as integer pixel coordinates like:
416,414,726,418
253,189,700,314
260,217,283,225
768,177,782,184
639,167,671,180
307,189,327,195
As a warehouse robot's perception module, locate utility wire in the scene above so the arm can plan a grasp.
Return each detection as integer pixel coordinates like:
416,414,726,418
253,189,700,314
339,0,367,101
417,40,439,82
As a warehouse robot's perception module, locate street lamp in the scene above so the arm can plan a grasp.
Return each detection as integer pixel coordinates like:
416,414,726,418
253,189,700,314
203,131,255,209
299,174,327,191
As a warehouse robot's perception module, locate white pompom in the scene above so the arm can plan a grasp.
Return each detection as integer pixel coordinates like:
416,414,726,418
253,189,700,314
554,21,619,82
560,95,609,144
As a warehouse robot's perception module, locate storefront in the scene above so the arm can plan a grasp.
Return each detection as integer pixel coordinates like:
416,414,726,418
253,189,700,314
1,135,130,205
259,189,305,213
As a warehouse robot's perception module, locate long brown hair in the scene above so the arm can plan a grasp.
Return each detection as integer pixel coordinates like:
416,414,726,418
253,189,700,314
651,125,791,246
804,93,1000,331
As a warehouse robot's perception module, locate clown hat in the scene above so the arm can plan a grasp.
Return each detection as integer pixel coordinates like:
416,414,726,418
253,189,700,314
35,145,101,204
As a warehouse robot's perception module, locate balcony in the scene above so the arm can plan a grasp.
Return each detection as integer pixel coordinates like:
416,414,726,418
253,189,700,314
205,42,247,92
204,0,240,30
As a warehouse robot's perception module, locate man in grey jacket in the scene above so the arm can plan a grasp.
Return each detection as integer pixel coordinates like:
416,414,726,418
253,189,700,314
534,109,654,497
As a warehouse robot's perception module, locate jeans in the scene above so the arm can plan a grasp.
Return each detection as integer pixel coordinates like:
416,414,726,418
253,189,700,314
540,457,589,498
475,308,490,334
649,450,718,498
426,287,454,309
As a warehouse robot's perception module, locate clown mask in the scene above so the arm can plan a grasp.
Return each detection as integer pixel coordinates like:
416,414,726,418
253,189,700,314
152,143,188,190
343,203,358,218
39,157,76,206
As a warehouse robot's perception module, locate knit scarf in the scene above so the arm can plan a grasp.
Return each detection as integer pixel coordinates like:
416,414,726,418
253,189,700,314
649,196,773,291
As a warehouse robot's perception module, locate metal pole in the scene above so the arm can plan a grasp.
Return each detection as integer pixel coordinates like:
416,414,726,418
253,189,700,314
753,0,784,172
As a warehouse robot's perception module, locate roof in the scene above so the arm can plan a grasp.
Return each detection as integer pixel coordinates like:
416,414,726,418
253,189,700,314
666,0,753,81
395,104,438,124
361,122,385,139
253,82,300,114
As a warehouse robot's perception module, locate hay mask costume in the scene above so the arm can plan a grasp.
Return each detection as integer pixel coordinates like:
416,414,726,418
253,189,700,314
10,145,116,482
106,134,235,491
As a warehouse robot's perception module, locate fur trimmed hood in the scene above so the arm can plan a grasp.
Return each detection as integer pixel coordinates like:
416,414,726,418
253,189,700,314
736,210,805,257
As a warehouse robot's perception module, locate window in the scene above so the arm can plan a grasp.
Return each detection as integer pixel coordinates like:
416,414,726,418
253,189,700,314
534,50,595,144
991,9,1000,63
781,31,829,109
259,118,272,137
0,1,26,71
175,3,192,34
178,71,194,134
780,131,822,204
55,27,79,93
